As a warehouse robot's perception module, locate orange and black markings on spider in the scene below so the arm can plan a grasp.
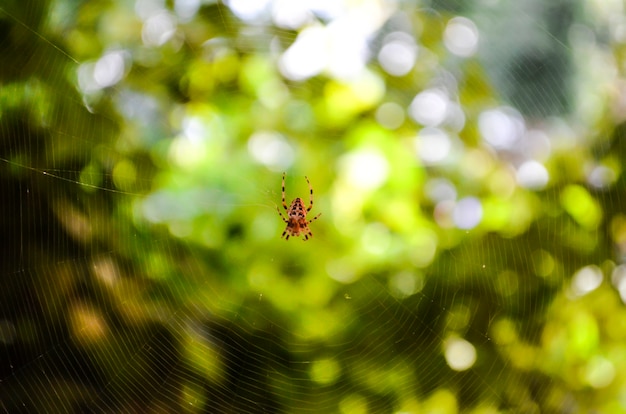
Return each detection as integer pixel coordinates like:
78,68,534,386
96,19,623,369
276,172,321,241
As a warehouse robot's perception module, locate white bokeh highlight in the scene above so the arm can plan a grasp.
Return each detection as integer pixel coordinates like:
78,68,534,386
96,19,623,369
444,17,479,57
278,2,389,81
93,51,127,88
571,265,603,297
175,0,201,22
378,32,418,76
340,150,389,190
226,0,271,22
272,0,313,29
409,89,449,127
142,10,177,47
453,197,483,229
78,50,130,93
279,25,329,81
424,178,457,203
588,165,616,189
414,128,452,164
445,337,477,371
135,0,166,20
516,160,549,190
479,107,525,150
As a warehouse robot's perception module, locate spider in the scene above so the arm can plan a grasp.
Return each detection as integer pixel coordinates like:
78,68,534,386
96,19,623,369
276,172,321,240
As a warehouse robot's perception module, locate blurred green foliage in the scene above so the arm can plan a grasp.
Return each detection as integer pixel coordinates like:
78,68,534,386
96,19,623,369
1,0,626,413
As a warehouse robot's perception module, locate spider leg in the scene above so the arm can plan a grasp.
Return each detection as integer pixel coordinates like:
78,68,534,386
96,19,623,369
305,175,314,212
276,205,288,223
281,172,288,210
308,212,321,224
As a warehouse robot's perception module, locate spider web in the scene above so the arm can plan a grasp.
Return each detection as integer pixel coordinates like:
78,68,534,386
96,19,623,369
1,0,625,412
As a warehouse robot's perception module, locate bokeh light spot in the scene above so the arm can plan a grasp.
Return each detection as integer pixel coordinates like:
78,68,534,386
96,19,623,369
560,185,602,229
310,358,341,385
516,160,549,190
226,0,271,22
375,101,405,129
588,165,617,189
174,0,201,22
425,178,457,203
479,107,525,150
279,25,327,81
142,10,177,47
94,51,127,88
444,337,477,371
444,17,479,57
272,0,313,29
389,271,424,299
584,356,615,389
70,302,108,344
378,32,417,76
409,89,449,127
414,127,452,164
453,197,483,229
135,0,165,20
339,393,367,414
571,265,603,297
340,149,389,190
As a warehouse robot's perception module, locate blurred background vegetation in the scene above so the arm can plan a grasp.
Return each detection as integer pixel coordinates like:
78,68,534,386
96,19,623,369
2,0,626,412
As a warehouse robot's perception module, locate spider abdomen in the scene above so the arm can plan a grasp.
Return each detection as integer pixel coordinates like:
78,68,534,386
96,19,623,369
289,198,307,218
